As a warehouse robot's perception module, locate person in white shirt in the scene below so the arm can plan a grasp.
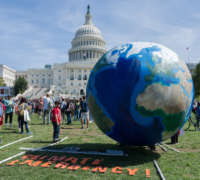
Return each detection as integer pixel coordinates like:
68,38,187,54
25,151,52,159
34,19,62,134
43,94,51,125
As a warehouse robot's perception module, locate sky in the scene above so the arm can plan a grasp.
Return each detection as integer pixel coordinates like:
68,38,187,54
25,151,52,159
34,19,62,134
0,0,200,70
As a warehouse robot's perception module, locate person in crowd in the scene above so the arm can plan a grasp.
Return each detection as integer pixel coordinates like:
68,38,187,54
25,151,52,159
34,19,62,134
0,98,5,129
43,94,51,125
80,96,89,129
66,99,73,125
18,97,31,134
195,101,200,131
79,98,83,122
171,130,180,144
38,97,43,119
3,96,15,128
149,145,156,151
15,99,21,132
0,98,5,144
31,101,35,114
74,99,80,121
51,101,61,142
60,98,66,123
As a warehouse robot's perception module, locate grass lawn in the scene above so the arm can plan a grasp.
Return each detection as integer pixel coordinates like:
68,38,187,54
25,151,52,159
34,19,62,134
0,113,199,180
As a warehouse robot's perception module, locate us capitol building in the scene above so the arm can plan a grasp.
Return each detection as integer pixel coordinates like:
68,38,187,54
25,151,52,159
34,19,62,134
15,5,106,98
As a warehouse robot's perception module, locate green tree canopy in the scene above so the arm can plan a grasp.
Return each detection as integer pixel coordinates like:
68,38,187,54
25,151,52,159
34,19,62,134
0,77,5,86
192,63,200,97
14,77,28,95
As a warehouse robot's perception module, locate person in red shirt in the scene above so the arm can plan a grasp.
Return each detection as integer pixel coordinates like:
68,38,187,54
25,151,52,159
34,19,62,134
0,98,5,144
0,98,5,129
51,101,61,142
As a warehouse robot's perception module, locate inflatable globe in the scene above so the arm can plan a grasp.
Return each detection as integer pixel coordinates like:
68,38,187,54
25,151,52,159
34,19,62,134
87,42,194,146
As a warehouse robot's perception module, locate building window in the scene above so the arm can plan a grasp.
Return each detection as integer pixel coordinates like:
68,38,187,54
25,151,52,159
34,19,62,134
70,74,74,80
58,76,61,80
32,80,34,83
83,74,87,80
78,74,82,80
71,83,73,86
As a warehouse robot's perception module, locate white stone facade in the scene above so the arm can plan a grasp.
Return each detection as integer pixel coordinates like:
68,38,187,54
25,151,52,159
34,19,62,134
0,64,16,87
27,67,53,89
16,71,28,81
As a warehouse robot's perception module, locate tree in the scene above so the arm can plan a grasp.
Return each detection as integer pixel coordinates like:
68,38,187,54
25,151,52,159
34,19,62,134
192,63,200,97
14,77,28,95
0,77,5,86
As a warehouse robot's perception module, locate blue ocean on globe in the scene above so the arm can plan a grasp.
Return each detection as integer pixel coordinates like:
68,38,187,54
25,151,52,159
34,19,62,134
87,42,194,146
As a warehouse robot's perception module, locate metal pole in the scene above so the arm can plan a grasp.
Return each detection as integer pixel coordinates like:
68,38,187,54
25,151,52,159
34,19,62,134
153,160,166,180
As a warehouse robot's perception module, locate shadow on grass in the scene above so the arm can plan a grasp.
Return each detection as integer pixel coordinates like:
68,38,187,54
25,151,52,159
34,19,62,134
0,130,18,134
184,129,196,132
30,123,44,126
24,142,161,167
61,127,81,130
31,140,53,144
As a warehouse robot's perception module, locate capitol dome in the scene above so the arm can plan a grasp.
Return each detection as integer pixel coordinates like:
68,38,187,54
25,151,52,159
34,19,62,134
68,5,106,62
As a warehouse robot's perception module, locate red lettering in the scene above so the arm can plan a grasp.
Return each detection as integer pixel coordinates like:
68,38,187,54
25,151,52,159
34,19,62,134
127,168,138,176
7,160,19,166
80,158,91,165
19,160,33,166
146,169,151,178
82,166,90,171
48,156,60,162
32,161,43,167
39,155,48,160
65,157,78,164
91,159,104,165
41,161,52,167
112,166,122,174
58,156,67,161
21,155,29,160
30,155,40,160
67,165,80,170
92,166,107,173
54,162,69,169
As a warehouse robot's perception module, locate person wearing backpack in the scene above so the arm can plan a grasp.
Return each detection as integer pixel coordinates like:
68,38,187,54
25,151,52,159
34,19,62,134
80,96,89,129
66,99,73,125
74,100,80,121
18,97,31,135
60,98,66,123
3,96,14,128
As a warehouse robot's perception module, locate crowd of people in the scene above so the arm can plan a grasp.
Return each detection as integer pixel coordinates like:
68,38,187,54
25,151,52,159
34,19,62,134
0,94,90,143
1,94,200,147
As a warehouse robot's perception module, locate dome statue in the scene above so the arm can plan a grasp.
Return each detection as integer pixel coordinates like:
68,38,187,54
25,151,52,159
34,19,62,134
68,5,106,62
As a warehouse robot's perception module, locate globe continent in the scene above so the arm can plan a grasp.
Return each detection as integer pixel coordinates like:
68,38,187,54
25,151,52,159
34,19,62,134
87,42,194,146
